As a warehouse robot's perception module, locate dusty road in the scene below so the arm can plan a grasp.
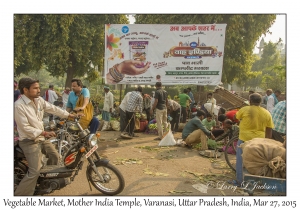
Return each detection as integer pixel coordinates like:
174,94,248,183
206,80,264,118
48,131,251,196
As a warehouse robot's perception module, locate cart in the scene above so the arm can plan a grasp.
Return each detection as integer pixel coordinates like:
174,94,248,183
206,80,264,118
213,86,249,110
243,172,286,196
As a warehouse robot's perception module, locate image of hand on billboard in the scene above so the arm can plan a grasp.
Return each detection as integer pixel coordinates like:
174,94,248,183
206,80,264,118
105,24,227,85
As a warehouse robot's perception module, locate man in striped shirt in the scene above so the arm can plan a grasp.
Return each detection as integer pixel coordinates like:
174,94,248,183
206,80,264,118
271,100,286,142
124,87,143,137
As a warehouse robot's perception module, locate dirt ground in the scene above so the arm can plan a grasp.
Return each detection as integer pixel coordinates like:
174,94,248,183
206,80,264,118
49,130,257,196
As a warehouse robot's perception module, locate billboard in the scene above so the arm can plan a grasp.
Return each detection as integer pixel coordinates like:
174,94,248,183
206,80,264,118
105,24,227,85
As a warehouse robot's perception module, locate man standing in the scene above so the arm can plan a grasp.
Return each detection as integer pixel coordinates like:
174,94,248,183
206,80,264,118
182,110,215,149
178,89,191,123
167,99,181,134
44,84,58,105
271,100,286,143
66,78,99,134
124,87,143,137
14,77,77,195
101,86,114,131
187,87,195,117
61,87,71,110
265,89,275,113
142,93,152,122
232,93,274,186
44,85,58,121
119,91,132,132
272,90,281,106
150,82,168,140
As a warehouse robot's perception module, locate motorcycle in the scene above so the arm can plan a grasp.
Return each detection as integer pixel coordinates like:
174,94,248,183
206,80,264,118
14,116,125,196
45,118,80,159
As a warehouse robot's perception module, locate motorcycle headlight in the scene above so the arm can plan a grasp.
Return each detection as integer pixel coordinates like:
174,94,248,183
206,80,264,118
88,134,98,147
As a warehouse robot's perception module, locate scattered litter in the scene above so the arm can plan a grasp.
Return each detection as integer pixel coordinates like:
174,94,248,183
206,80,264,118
192,183,208,193
106,150,119,155
169,190,193,194
113,158,143,165
143,168,169,177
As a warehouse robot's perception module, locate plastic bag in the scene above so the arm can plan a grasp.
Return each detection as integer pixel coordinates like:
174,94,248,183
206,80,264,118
158,129,176,146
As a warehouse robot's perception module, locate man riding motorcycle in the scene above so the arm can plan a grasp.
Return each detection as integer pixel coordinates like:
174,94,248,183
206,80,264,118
14,77,77,196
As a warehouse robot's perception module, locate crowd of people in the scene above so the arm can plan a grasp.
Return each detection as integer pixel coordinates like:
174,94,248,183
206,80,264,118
14,76,286,194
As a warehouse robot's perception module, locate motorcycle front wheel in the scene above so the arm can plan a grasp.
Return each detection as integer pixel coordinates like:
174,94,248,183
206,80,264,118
87,163,125,195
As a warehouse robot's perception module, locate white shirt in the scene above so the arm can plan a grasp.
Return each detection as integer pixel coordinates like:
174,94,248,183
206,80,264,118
14,95,69,141
267,95,275,113
119,92,132,111
47,89,58,104
61,91,70,106
103,91,114,112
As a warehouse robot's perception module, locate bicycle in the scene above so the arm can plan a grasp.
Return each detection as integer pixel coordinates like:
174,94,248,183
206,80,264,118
224,137,238,172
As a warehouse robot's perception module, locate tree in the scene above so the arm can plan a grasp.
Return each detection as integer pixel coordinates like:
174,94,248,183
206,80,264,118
134,14,276,84
243,41,285,91
14,14,129,88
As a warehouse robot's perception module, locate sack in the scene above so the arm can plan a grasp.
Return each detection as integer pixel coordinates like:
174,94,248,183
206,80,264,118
241,138,286,178
75,94,94,129
111,120,120,131
101,121,112,131
135,117,140,131
178,123,186,132
158,129,176,146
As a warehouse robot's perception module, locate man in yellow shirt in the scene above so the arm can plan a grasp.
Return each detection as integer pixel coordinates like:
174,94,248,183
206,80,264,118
231,93,274,186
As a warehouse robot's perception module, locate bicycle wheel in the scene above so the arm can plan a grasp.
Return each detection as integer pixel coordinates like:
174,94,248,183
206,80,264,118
224,138,238,172
87,163,125,195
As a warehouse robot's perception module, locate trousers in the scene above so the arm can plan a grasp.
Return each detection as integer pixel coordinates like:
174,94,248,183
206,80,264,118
184,129,208,150
155,108,168,139
236,139,244,184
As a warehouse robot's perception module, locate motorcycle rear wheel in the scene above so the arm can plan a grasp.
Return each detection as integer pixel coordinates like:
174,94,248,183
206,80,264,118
87,163,125,195
14,161,27,191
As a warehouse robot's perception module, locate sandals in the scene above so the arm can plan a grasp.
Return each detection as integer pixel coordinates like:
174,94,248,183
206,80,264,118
120,133,133,139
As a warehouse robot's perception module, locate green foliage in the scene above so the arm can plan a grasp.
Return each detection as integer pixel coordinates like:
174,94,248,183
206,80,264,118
14,14,129,88
134,14,276,84
242,41,286,91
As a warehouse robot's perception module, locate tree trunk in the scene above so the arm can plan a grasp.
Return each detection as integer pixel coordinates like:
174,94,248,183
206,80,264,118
65,53,76,88
65,66,75,89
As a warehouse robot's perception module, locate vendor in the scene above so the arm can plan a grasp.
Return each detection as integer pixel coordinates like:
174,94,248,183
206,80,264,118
182,110,215,149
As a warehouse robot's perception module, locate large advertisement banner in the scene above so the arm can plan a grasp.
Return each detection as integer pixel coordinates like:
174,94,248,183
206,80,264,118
105,24,227,85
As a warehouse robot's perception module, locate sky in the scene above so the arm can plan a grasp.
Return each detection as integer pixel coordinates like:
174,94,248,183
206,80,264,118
254,14,286,53
129,14,286,54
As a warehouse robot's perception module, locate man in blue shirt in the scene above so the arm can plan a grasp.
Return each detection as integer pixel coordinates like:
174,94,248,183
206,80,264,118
66,78,99,133
182,110,215,149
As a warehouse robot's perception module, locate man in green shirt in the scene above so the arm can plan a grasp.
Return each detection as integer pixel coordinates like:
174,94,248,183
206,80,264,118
182,110,215,149
178,89,191,123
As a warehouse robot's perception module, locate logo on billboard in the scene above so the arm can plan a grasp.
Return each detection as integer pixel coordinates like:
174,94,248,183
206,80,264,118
122,26,129,34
